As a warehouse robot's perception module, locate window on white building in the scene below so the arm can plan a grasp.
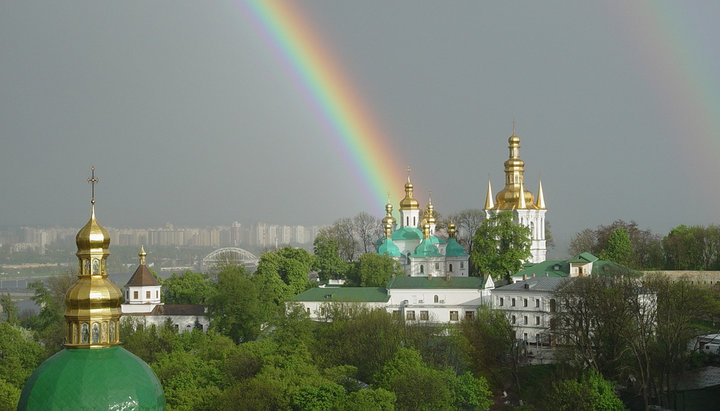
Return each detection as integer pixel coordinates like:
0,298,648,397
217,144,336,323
146,291,151,299
499,297,504,306
435,263,439,270
420,311,429,321
450,311,458,321
461,262,464,269
406,311,415,321
133,291,138,299
420,265,424,274
449,263,453,272
524,316,528,325
434,295,439,303
511,298,516,307
524,298,528,307
392,310,401,319
536,316,540,325
535,299,540,308
465,311,474,320
511,315,516,324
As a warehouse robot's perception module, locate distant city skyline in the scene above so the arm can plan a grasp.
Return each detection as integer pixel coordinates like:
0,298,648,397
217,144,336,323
2,2,720,255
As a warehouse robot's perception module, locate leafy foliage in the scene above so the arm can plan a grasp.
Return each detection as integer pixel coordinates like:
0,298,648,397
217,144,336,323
569,220,664,269
471,211,531,278
312,235,348,281
549,369,626,411
346,253,405,287
162,271,213,305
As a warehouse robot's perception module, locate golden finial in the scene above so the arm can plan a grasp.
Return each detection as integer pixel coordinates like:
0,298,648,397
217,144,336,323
512,118,516,136
139,245,147,265
448,221,457,238
536,178,546,209
407,165,411,181
484,177,494,210
87,166,99,206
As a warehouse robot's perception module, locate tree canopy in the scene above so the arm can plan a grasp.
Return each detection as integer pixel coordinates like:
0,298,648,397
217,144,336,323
471,211,531,278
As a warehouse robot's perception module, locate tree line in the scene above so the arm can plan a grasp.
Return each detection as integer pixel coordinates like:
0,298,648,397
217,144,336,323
570,220,720,271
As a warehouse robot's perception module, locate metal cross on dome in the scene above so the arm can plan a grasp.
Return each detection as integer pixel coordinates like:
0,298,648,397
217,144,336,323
87,166,99,205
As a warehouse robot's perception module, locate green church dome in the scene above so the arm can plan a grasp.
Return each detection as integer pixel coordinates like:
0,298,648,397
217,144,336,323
378,238,402,257
411,238,443,258
18,346,165,410
445,237,468,257
391,227,423,241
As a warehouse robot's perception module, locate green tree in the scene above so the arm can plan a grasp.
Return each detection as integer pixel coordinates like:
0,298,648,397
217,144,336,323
256,247,312,297
663,225,720,270
318,219,359,261
0,378,21,411
0,322,45,389
549,369,626,411
341,388,396,411
207,265,264,343
1,294,19,324
22,271,74,352
162,271,214,305
600,227,634,266
346,253,404,287
471,211,531,279
460,305,516,390
312,235,348,281
570,220,663,269
373,347,454,411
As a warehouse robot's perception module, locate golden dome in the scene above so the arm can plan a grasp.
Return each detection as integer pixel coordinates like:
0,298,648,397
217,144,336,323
399,174,420,210
448,222,457,238
65,167,122,349
382,202,395,238
422,193,436,225
75,207,110,251
492,129,538,210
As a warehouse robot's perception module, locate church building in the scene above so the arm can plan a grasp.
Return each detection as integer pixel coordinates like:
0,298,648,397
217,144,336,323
484,129,547,263
376,172,470,277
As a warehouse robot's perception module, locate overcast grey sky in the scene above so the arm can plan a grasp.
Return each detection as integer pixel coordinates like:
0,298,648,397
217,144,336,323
2,1,719,255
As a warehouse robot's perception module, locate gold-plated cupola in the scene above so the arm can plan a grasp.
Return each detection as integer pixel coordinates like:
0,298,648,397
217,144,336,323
493,128,538,210
65,167,122,348
422,192,436,227
382,198,395,239
399,167,420,211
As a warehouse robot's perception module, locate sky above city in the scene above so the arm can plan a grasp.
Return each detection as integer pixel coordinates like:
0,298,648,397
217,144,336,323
2,1,720,255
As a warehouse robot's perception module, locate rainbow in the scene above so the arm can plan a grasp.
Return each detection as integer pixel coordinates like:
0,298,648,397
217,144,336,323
237,0,407,211
606,2,720,196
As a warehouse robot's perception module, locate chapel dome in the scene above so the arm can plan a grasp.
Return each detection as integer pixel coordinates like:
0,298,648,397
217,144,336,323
17,346,165,410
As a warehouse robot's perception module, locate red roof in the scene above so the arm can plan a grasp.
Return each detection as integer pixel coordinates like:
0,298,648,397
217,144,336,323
125,264,159,287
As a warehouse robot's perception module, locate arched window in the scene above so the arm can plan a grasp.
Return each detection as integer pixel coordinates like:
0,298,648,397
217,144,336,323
449,263,453,272
434,295,439,303
420,265,424,274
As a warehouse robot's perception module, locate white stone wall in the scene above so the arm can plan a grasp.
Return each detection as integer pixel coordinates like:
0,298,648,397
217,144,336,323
124,285,162,304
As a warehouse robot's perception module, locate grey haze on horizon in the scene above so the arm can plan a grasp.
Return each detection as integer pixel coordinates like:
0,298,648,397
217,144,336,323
2,1,719,256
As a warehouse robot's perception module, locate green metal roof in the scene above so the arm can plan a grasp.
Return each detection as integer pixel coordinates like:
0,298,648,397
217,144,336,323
568,252,598,263
18,346,165,410
291,287,389,303
387,276,485,289
513,260,570,278
391,227,423,241
444,238,468,257
429,235,447,245
411,238,443,257
378,238,402,257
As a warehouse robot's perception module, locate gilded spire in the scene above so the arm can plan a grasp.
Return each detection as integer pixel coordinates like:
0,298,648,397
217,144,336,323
65,168,122,348
422,223,431,239
448,222,457,239
399,166,419,210
382,199,395,239
495,126,535,209
139,245,147,265
484,178,495,210
536,178,546,209
424,191,436,225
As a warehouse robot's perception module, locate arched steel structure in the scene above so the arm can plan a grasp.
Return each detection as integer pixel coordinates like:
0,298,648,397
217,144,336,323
201,247,260,272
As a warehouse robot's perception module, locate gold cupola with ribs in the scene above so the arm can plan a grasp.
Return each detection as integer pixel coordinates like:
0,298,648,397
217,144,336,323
382,198,395,238
493,128,539,210
65,167,123,348
399,168,420,211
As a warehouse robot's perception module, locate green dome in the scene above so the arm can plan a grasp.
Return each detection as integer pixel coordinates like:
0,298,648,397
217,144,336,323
445,238,468,257
378,238,402,257
411,239,443,258
392,227,423,241
18,346,165,410
429,235,446,245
